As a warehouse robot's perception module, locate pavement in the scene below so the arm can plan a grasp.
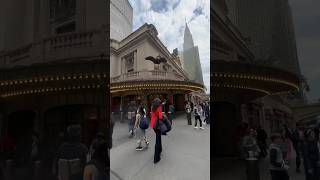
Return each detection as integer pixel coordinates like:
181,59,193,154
213,152,305,180
110,113,210,180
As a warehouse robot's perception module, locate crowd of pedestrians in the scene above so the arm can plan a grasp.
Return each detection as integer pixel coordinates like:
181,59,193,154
122,98,209,165
236,122,320,180
184,100,210,129
123,98,172,164
0,124,109,180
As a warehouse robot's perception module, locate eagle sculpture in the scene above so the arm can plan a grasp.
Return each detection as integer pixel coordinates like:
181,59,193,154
145,55,167,64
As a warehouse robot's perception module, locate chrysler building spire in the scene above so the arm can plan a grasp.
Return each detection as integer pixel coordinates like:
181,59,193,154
183,23,194,51
182,23,204,85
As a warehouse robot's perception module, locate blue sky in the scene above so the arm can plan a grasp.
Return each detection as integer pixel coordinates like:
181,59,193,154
128,0,210,93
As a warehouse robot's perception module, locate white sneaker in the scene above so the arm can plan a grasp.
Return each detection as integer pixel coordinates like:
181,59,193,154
194,126,198,129
200,127,205,130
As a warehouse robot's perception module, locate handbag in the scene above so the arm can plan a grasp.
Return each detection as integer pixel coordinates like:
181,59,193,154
153,116,172,135
159,120,168,134
162,115,172,133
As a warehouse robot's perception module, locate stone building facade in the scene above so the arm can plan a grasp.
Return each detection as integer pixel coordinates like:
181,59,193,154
110,1,205,114
110,23,204,113
0,0,109,172
212,0,300,156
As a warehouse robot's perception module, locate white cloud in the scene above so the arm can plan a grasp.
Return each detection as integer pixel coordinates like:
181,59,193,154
128,0,210,93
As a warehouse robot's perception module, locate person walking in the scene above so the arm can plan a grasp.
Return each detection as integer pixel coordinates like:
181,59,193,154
269,133,290,180
200,102,204,117
83,140,108,180
150,98,163,164
257,126,268,158
290,127,303,172
87,132,105,162
303,129,319,180
185,101,192,125
194,104,204,129
162,99,167,116
53,125,88,180
31,133,39,161
282,130,292,165
134,105,149,151
168,103,175,124
203,102,210,125
238,123,249,159
127,101,137,137
241,128,260,159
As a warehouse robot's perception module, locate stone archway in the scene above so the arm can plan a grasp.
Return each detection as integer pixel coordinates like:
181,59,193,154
173,94,185,111
42,104,101,164
7,110,36,164
111,96,121,113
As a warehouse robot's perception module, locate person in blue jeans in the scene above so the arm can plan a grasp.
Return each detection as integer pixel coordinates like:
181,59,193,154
134,106,149,151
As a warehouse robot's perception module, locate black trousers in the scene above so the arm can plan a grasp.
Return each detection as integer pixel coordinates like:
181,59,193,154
270,170,289,180
258,141,267,157
195,115,202,127
293,144,301,169
154,129,162,161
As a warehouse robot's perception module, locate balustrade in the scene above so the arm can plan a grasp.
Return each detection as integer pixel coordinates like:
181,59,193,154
111,70,185,83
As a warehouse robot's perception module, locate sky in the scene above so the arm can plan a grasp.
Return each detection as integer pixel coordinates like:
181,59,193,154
128,0,210,93
289,0,320,102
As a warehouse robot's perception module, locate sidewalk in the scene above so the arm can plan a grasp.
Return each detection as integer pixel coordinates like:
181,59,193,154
213,154,305,180
110,114,210,180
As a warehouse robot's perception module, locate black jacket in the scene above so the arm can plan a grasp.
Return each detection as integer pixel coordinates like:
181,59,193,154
302,141,319,170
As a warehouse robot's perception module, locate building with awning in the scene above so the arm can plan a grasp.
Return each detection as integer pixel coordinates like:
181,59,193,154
0,1,110,173
212,0,301,156
110,23,205,112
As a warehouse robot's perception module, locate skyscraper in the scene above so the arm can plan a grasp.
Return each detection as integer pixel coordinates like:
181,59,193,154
226,0,301,75
110,0,133,41
183,24,195,51
183,23,204,85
